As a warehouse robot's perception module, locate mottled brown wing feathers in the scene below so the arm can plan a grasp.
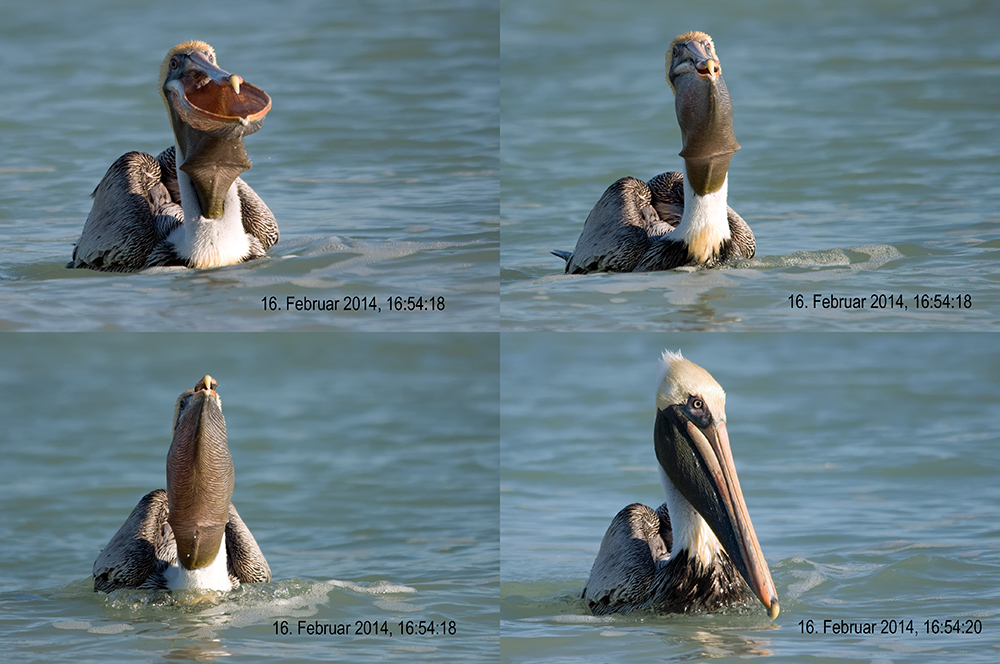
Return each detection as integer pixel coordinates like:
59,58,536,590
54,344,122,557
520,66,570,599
583,502,672,615
92,489,171,592
236,181,278,255
225,503,272,584
70,152,169,271
564,172,688,274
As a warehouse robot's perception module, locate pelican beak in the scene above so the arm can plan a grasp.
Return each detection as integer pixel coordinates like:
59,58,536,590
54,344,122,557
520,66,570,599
667,35,740,195
655,408,780,619
163,50,271,131
186,49,242,90
166,377,234,570
677,39,720,82
161,49,271,219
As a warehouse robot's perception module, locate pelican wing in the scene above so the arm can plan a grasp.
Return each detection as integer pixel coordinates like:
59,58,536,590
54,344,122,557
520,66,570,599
645,171,686,230
583,503,671,615
562,177,656,274
225,503,271,584
94,492,269,591
93,489,174,592
70,152,183,271
561,172,686,274
155,147,181,204
726,208,755,260
236,179,278,257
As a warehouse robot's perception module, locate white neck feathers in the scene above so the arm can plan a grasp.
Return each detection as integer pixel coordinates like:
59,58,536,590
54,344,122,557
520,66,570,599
163,533,234,591
659,465,722,569
168,169,251,269
672,172,731,264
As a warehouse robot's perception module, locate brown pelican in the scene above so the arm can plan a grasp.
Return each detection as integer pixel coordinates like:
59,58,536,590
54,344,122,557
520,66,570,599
93,376,270,592
554,32,754,274
583,352,779,618
70,41,277,272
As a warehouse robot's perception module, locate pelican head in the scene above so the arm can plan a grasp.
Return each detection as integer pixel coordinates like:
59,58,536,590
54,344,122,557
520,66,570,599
653,351,779,619
666,32,740,196
165,375,235,571
158,41,271,218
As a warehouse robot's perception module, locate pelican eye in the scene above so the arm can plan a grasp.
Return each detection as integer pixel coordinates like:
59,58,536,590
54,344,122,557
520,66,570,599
685,395,713,427
170,56,179,70
686,395,708,416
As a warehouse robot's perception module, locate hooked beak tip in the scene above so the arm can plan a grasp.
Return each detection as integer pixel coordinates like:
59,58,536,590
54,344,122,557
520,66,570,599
696,59,720,80
228,74,243,95
768,599,780,620
199,375,217,396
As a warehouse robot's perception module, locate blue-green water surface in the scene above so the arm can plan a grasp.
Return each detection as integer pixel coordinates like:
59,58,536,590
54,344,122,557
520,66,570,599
501,0,1000,330
0,334,498,662
501,333,1000,662
0,0,498,331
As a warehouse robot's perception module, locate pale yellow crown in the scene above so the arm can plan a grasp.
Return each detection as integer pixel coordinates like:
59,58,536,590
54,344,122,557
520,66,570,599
655,350,727,422
158,40,216,91
665,31,716,88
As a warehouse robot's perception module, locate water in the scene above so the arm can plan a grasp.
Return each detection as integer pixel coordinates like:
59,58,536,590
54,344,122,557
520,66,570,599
0,334,498,662
3,0,1000,662
0,0,498,331
501,333,1000,662
501,0,1000,330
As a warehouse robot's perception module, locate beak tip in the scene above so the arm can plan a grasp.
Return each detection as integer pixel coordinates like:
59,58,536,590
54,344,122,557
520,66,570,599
768,600,780,620
697,60,721,80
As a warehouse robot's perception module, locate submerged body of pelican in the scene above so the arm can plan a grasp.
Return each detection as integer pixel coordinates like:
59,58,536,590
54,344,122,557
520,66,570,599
70,41,277,272
93,376,270,592
556,32,755,274
583,352,778,618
